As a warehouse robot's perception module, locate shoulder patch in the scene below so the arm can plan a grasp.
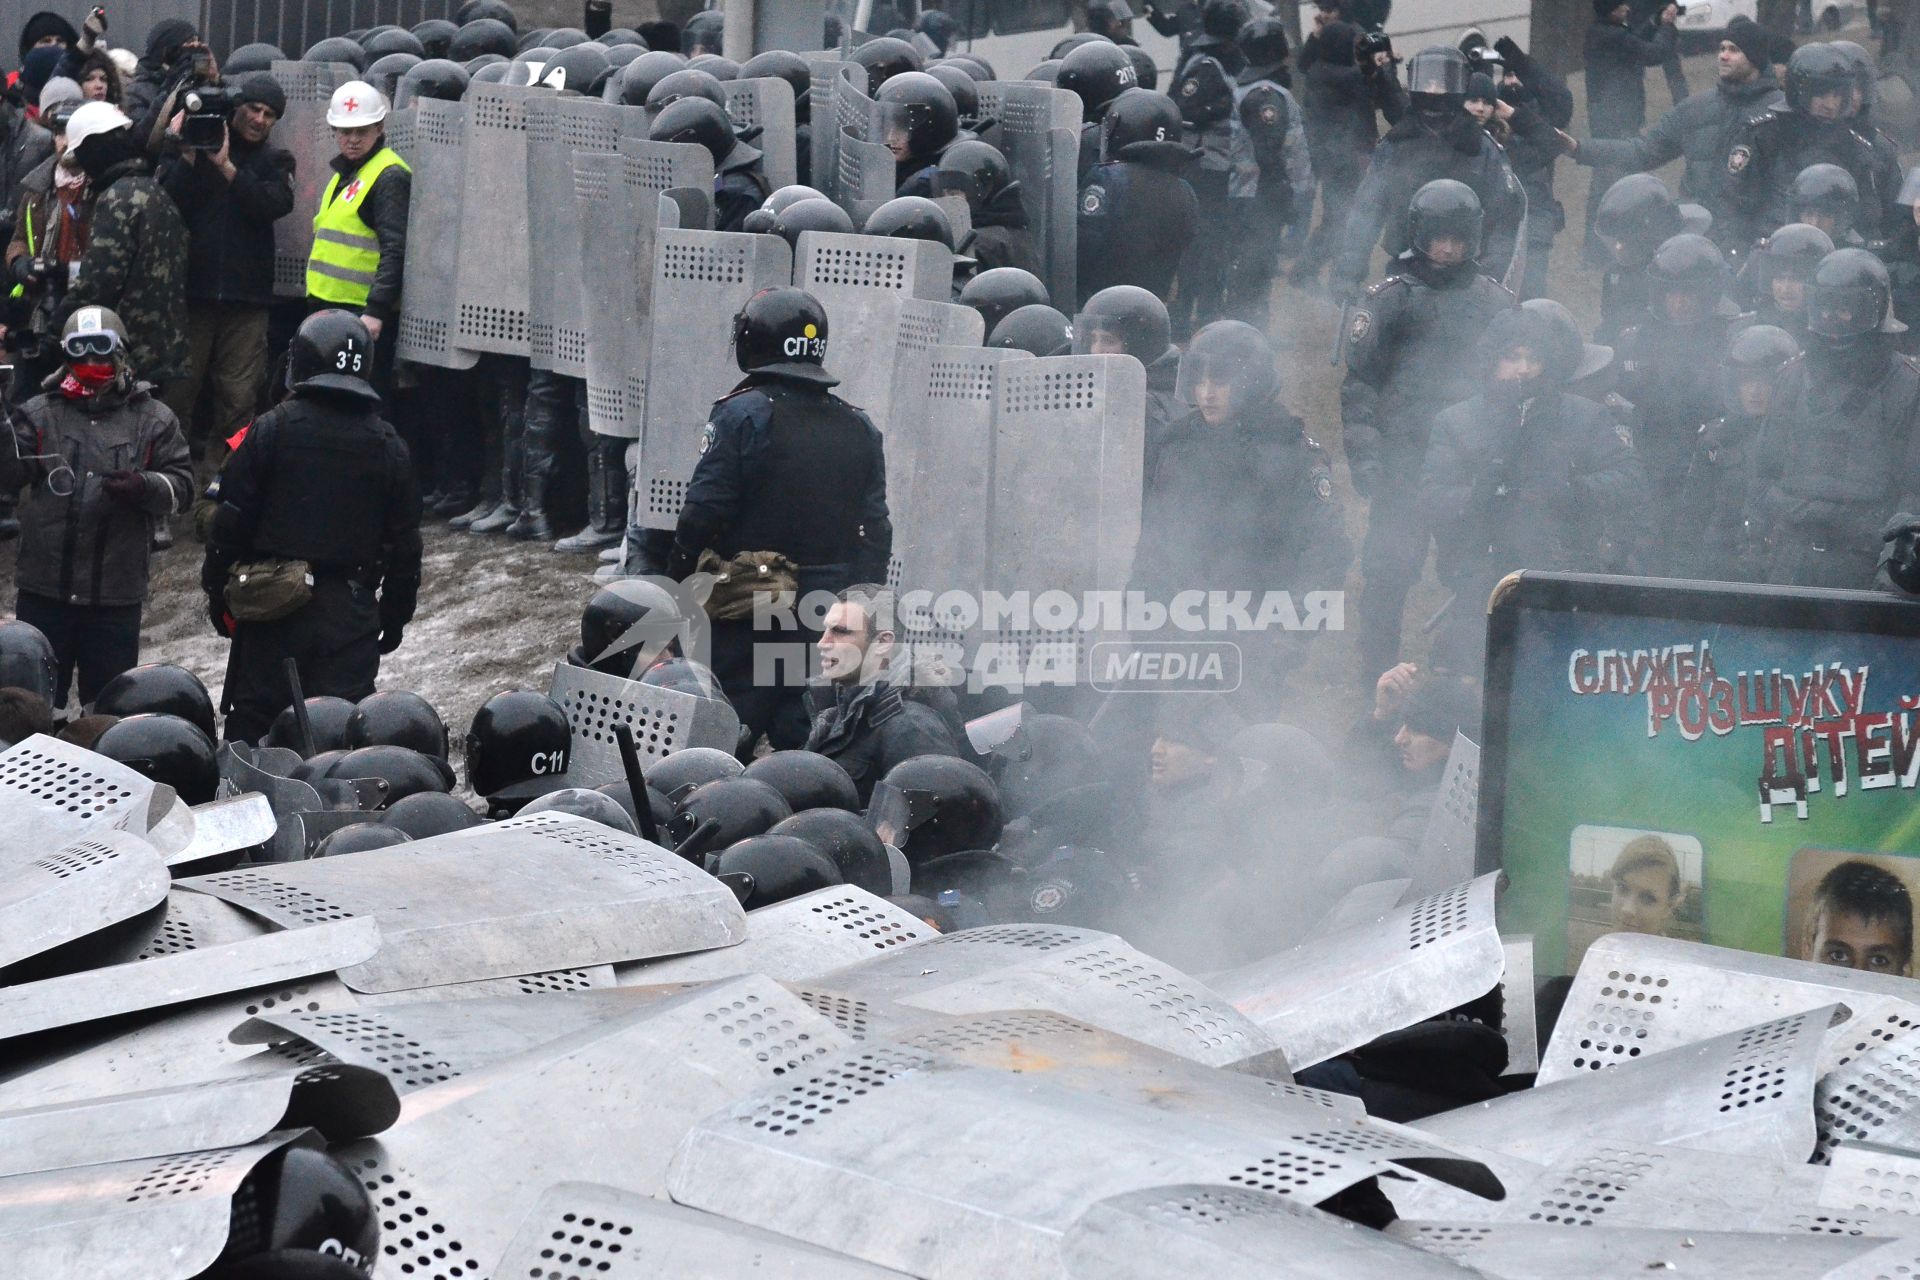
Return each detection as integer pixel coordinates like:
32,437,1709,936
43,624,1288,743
1615,422,1634,448
1313,470,1334,501
1727,144,1751,174
698,421,717,455
1081,184,1105,214
1348,309,1373,343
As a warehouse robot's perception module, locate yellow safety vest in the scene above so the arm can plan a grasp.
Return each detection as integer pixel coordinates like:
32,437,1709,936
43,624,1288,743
306,146,410,307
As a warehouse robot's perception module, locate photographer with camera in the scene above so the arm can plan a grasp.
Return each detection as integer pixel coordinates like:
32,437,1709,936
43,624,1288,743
6,100,91,390
122,18,206,124
158,73,292,454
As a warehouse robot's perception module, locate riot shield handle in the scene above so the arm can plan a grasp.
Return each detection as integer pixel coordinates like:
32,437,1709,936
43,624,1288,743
613,723,663,845
283,657,316,758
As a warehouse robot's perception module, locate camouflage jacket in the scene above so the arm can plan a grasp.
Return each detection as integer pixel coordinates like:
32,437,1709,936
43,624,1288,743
62,158,189,383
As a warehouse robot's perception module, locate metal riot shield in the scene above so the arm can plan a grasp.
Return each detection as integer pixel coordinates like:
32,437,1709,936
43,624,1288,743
578,141,715,438
979,80,1080,306
885,298,983,521
808,57,858,194
178,812,746,993
638,229,793,530
1500,935,1540,1077
893,346,1030,651
453,82,537,356
0,829,169,973
794,231,954,431
496,1182,907,1278
547,662,744,786
837,131,897,225
826,64,874,212
667,1011,1501,1278
803,924,1279,1068
527,95,646,378
395,97,478,369
0,733,165,858
1062,1185,1482,1280
1387,1222,1876,1278
132,890,270,959
1537,934,1920,1086
158,795,277,872
330,976,852,1272
1413,732,1479,897
725,78,799,191
1209,873,1507,1069
616,886,937,985
269,61,356,300
0,916,377,1044
1816,1025,1920,1161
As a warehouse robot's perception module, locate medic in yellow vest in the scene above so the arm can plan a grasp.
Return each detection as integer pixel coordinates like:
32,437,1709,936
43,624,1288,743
306,79,409,360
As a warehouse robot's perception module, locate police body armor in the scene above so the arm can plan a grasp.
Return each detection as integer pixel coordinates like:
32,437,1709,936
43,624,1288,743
223,398,412,573
710,381,879,577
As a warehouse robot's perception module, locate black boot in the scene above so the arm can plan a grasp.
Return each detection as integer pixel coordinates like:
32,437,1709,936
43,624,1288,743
470,438,523,535
552,447,623,552
506,473,554,541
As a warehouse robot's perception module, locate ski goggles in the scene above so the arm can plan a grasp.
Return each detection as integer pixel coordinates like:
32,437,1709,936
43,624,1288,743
62,329,123,360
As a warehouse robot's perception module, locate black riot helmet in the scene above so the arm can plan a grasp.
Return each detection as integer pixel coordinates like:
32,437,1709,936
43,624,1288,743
456,0,517,30
863,195,957,249
1789,162,1860,237
647,746,743,801
1176,319,1277,416
744,750,861,813
464,690,573,811
363,27,425,58
448,17,515,61
1025,58,1063,85
1721,323,1799,418
958,267,1050,335
1088,0,1137,39
1101,87,1187,160
682,10,724,55
1646,232,1729,324
646,66,727,110
1406,178,1484,264
1052,32,1108,59
540,42,613,94
874,71,960,165
314,822,413,857
381,790,485,839
345,690,448,759
1832,39,1874,113
1405,44,1469,111
411,18,458,58
396,58,471,106
931,139,1013,209
576,578,684,677
1057,39,1138,122
600,45,647,79
665,777,793,855
1786,42,1856,117
771,197,855,249
544,27,590,48
1201,0,1251,39
94,714,219,804
208,1146,380,1277
224,42,286,75
989,304,1073,355
365,52,421,102
516,29,555,53
925,62,981,124
1521,297,1613,384
647,96,736,166
732,286,833,382
770,808,893,895
945,53,996,82
868,755,1003,866
0,619,57,703
712,835,843,908
1807,247,1906,343
616,50,689,105
764,184,828,213
264,696,358,756
305,36,368,69
520,786,640,835
1123,44,1158,92
689,53,740,81
92,663,216,741
326,745,456,807
1592,173,1702,268
851,36,925,94
602,30,647,49
288,309,378,403
741,50,812,121
1073,285,1172,361
1237,17,1291,72
1754,222,1834,308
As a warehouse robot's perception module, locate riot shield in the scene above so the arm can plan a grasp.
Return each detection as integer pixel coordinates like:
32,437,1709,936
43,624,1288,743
979,80,1080,306
1413,732,1479,897
526,95,647,378
1499,935,1540,1077
396,97,478,369
133,889,271,959
827,65,876,213
1388,1222,1872,1278
807,57,858,195
725,77,799,191
159,794,276,872
836,130,897,225
269,61,356,301
547,662,744,785
454,82,536,356
0,733,164,855
615,886,937,984
1815,1024,1920,1162
637,229,792,530
0,828,169,973
882,299,984,594
577,140,715,438
178,811,746,993
793,231,953,433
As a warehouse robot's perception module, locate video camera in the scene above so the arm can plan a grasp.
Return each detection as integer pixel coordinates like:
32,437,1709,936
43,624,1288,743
179,81,236,151
1355,27,1395,68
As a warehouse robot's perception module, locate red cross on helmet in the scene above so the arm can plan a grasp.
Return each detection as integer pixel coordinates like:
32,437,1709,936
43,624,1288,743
327,79,389,127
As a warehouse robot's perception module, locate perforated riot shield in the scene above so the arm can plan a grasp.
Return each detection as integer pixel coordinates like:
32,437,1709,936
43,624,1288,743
577,140,715,438
793,231,953,428
179,812,745,993
979,80,1080,307
617,886,937,985
454,82,537,356
1815,1024,1920,1161
725,78,799,191
526,95,647,378
808,58,857,196
547,662,743,785
1414,732,1479,897
826,64,874,212
0,829,169,974
0,733,164,858
837,131,897,225
638,229,793,530
395,97,477,369
1387,1222,1876,1278
269,61,356,301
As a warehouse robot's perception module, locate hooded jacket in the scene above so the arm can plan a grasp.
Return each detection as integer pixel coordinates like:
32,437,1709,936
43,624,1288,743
63,153,189,381
123,18,197,122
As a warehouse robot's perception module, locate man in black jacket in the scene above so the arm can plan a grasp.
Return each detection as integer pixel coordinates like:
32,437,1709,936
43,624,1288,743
1582,0,1679,261
160,73,294,452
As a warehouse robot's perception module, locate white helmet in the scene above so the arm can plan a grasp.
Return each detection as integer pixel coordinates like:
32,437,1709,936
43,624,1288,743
326,80,389,127
64,100,132,152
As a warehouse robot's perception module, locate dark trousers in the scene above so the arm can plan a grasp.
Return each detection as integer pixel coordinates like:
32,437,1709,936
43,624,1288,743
709,615,819,758
1356,463,1432,683
15,591,142,711
1172,169,1234,338
1301,162,1364,278
221,574,381,744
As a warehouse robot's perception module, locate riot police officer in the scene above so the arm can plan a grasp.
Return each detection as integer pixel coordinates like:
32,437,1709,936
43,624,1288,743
1589,172,1711,344
875,71,960,196
1331,46,1524,302
668,288,891,752
1789,162,1864,244
1743,249,1920,587
1673,323,1798,580
648,96,767,233
1076,88,1200,306
932,141,1040,277
1742,221,1833,337
1058,38,1141,181
202,310,422,743
1167,0,1248,335
1074,285,1186,481
1340,179,1514,683
1225,16,1313,328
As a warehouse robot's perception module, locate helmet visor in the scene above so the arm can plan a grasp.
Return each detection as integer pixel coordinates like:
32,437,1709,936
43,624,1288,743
1175,349,1273,419
1807,283,1882,337
1406,51,1467,97
1072,313,1137,357
1720,365,1778,418
868,779,935,848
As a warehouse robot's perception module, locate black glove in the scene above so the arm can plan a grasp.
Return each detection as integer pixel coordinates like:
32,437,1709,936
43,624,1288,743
377,627,404,654
102,470,147,506
8,255,39,287
207,596,232,638
1494,35,1528,69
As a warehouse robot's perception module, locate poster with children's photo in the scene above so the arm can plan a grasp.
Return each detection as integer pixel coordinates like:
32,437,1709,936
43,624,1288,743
1480,573,1920,979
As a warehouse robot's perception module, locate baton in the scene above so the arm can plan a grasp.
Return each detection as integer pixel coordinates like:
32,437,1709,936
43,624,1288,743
613,723,662,845
283,657,316,758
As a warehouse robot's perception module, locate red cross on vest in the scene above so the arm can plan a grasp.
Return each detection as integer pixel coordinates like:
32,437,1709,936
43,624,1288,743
341,178,362,202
